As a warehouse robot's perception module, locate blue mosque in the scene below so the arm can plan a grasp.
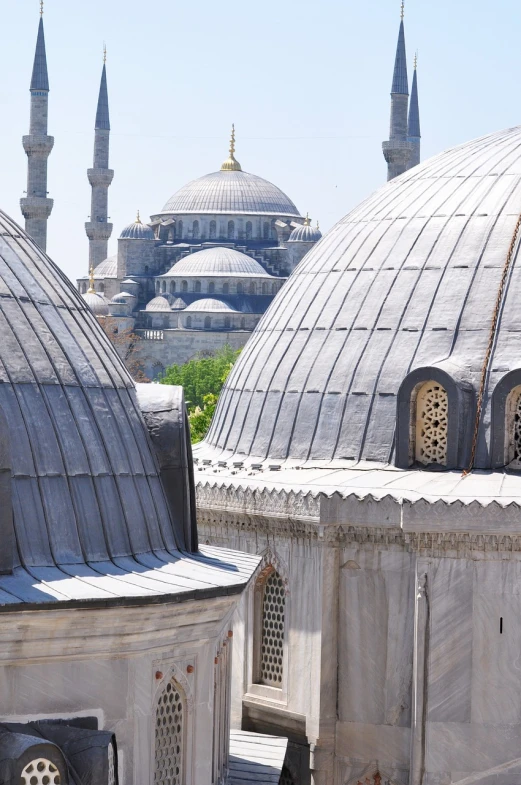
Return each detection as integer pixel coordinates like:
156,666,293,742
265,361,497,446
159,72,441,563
19,3,421,379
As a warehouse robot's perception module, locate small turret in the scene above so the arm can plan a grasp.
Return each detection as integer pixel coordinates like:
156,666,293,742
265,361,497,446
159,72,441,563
382,2,413,181
407,53,421,168
85,46,114,270
20,2,54,251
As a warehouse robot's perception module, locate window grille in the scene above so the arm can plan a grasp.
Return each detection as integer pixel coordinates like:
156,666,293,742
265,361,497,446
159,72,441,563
260,570,285,686
154,678,184,785
144,330,164,341
108,743,117,785
415,382,448,465
21,759,61,785
279,766,295,785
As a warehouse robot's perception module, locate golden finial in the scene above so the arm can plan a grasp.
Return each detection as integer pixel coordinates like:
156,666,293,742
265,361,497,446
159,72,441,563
136,210,142,224
103,43,107,65
88,266,95,294
414,50,418,70
40,0,44,16
221,124,242,172
316,220,320,231
400,0,404,19
304,213,311,226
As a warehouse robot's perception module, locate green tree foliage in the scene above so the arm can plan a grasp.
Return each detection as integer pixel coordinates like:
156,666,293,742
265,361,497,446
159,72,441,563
159,345,241,442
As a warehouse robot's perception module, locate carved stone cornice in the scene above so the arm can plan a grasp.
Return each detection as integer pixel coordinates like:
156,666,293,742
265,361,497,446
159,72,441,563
405,531,521,555
196,482,320,523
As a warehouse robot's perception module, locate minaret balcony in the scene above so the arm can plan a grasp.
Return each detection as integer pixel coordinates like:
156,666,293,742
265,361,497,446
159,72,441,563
20,196,54,220
85,221,113,241
22,135,54,156
382,139,414,166
87,168,114,188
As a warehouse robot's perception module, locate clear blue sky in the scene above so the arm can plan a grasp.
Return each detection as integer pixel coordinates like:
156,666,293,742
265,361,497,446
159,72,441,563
3,0,520,281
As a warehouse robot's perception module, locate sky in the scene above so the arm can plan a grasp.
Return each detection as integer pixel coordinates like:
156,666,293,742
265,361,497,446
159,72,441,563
2,0,521,282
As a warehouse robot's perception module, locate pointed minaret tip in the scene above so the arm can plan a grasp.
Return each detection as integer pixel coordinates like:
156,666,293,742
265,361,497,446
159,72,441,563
391,2,408,95
95,52,110,131
31,8,50,92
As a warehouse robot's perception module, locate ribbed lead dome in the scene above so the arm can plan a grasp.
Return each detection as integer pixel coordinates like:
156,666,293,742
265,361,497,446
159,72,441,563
160,170,300,217
166,247,271,277
204,126,521,465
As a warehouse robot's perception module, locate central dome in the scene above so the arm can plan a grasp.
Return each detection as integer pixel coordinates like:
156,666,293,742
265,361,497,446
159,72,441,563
160,170,301,217
204,126,521,467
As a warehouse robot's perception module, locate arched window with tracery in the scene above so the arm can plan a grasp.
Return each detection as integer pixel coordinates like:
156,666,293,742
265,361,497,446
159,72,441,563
263,222,269,239
249,282,255,295
222,283,229,295
415,381,449,466
195,281,201,293
192,220,200,239
254,567,286,688
262,282,268,295
154,675,185,785
272,282,277,294
161,281,166,293
246,221,252,240
181,280,188,293
170,281,176,293
177,220,183,239
228,221,235,239
209,282,215,294
209,220,217,239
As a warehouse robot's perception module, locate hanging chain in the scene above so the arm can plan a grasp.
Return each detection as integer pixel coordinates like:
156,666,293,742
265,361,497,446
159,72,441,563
463,212,521,476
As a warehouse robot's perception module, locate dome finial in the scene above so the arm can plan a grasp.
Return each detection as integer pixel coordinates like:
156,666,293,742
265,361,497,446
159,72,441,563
136,209,141,224
304,213,311,226
103,42,107,65
414,50,418,70
221,124,242,172
40,0,44,16
400,0,404,19
88,265,96,294
316,220,320,231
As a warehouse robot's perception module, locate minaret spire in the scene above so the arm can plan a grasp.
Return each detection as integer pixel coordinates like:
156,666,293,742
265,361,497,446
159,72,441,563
85,47,114,270
382,2,413,181
20,7,54,250
407,52,421,168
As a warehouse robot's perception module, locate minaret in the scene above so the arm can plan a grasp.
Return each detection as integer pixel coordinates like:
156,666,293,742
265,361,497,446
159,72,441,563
20,2,54,251
407,53,421,168
382,1,413,181
85,47,114,269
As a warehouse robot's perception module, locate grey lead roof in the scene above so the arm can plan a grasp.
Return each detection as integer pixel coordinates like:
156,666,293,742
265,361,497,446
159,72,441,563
0,208,259,608
30,18,49,92
204,125,521,468
391,20,408,95
164,247,273,278
95,63,110,131
160,170,301,217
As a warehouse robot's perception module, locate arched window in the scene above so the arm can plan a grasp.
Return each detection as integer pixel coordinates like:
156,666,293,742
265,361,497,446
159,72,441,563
204,316,212,329
222,283,229,295
209,220,217,239
246,221,252,240
263,222,269,239
192,220,199,239
249,282,255,295
271,282,277,294
208,282,215,294
224,317,231,329
228,220,235,239
254,568,286,687
155,281,160,294
415,381,449,466
195,281,201,293
170,280,176,293
185,316,192,328
99,282,104,292
262,282,268,295
161,281,166,293
181,280,188,293
177,220,183,239
237,282,243,295
240,317,246,329
154,676,185,785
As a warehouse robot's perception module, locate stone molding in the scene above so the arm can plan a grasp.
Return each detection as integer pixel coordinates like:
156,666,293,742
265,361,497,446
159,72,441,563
196,481,320,522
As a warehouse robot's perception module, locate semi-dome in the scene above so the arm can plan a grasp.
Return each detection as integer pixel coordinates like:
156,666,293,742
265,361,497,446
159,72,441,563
184,298,238,313
204,126,521,468
83,290,109,316
119,213,155,240
160,171,300,218
165,247,272,277
288,220,322,243
146,295,172,312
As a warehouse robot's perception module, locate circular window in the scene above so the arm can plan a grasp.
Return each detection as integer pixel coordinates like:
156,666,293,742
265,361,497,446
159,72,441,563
21,758,61,785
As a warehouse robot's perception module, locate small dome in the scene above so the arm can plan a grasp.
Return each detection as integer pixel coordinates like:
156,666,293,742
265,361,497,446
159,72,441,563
85,255,117,279
111,292,135,304
146,295,172,312
83,291,109,316
120,212,155,240
288,220,322,243
171,297,187,310
166,247,271,277
184,298,239,313
122,278,139,285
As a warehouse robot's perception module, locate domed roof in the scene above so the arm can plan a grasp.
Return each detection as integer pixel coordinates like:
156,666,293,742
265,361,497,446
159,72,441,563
83,290,109,316
166,247,271,277
185,298,238,313
288,219,322,243
146,295,172,312
160,171,300,218
111,292,135,304
119,212,155,240
92,255,117,278
204,126,521,467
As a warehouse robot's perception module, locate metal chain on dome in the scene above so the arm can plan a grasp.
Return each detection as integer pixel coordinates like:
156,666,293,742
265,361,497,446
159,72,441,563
464,212,521,476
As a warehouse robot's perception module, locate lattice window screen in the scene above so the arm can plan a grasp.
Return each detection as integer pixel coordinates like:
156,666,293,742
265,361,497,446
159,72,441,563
260,570,285,686
415,382,448,466
279,766,296,785
21,759,61,785
154,678,184,785
512,391,521,464
108,743,116,785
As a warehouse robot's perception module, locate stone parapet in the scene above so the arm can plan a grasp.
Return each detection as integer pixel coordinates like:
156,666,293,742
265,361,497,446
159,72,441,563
87,167,114,188
22,134,54,157
20,196,54,220
85,220,113,241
